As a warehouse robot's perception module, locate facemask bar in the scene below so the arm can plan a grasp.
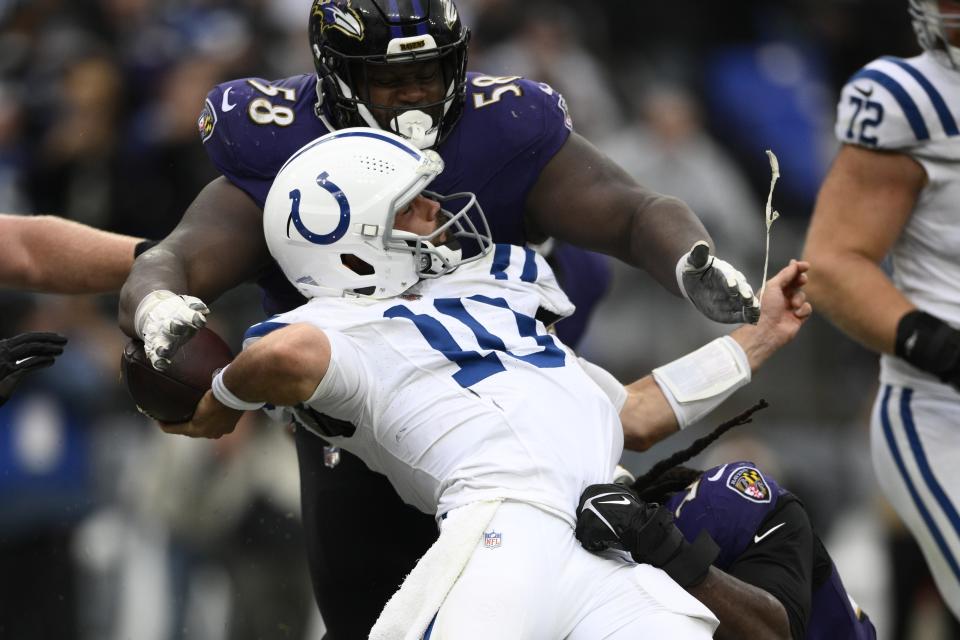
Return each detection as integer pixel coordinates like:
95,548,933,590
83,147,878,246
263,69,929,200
383,189,493,279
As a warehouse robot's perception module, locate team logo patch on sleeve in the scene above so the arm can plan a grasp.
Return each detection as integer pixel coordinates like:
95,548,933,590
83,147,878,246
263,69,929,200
198,98,217,143
727,466,771,503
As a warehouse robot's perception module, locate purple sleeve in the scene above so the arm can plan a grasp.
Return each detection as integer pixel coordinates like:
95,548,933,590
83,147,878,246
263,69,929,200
198,75,330,208
489,78,572,201
666,461,784,569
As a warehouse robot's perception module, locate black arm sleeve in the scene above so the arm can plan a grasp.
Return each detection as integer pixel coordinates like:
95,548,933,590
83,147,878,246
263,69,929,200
727,497,814,640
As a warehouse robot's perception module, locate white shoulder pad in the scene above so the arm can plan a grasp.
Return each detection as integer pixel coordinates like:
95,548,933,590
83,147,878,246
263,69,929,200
835,54,960,150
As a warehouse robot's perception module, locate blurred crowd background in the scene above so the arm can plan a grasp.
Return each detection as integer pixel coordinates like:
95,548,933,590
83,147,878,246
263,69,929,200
0,0,951,638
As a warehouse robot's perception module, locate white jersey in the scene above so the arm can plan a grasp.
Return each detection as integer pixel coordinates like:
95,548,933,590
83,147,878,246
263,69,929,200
246,244,623,525
835,52,960,391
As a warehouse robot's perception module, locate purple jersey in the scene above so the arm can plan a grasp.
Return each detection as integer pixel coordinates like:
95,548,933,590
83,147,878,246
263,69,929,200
197,72,610,344
665,462,876,640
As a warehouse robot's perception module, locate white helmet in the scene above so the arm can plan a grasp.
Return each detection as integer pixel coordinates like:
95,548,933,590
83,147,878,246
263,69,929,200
910,0,960,70
264,127,493,300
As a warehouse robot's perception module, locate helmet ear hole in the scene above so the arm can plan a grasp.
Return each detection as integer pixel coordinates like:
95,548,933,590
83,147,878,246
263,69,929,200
341,254,375,275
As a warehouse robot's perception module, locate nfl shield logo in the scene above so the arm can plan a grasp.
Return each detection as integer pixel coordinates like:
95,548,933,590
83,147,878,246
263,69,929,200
483,530,502,549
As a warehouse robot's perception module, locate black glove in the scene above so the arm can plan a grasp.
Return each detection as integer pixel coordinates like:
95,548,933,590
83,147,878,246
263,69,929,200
896,310,960,392
576,483,719,587
0,332,68,406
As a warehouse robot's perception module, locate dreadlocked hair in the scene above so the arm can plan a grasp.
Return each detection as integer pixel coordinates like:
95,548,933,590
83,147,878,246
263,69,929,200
635,466,703,504
631,399,769,501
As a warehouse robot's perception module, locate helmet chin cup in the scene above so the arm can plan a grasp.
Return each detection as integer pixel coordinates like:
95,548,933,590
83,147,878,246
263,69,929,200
394,110,438,149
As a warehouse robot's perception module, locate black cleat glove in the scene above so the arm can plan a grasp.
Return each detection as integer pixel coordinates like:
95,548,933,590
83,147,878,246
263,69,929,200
0,332,68,406
576,483,719,587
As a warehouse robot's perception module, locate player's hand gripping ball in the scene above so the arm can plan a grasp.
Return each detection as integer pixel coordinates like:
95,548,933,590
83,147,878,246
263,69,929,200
121,326,233,423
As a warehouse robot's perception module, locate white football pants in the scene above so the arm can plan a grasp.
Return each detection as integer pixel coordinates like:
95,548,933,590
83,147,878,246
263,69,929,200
872,383,960,619
428,500,718,639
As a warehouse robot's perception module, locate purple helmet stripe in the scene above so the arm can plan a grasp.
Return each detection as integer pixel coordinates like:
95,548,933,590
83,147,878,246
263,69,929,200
411,0,429,35
387,0,405,38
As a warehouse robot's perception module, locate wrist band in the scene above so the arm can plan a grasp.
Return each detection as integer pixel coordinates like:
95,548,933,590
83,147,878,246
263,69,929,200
211,366,265,411
652,336,751,429
895,310,960,381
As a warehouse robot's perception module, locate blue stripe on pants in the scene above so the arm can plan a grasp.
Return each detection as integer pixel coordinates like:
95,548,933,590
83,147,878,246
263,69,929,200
881,385,960,583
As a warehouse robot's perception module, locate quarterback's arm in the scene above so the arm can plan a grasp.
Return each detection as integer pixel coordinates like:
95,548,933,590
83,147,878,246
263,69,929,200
162,323,331,438
610,260,811,450
0,214,140,293
802,144,923,354
525,132,709,294
118,176,270,336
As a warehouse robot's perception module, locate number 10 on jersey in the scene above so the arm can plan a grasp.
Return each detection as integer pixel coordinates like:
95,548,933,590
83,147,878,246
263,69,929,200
384,294,565,387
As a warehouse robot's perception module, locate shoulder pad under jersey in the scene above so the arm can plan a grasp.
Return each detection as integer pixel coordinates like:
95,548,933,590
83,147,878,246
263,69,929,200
449,72,572,162
199,74,331,205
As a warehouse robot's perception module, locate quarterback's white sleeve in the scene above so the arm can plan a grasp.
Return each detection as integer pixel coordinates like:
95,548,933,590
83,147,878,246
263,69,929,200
305,329,370,421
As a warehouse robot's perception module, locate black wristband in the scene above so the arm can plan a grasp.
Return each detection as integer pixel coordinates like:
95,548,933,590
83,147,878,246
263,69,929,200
895,310,960,384
134,239,159,258
659,530,720,588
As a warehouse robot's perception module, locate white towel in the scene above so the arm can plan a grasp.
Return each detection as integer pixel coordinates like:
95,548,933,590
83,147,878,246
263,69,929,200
369,499,502,640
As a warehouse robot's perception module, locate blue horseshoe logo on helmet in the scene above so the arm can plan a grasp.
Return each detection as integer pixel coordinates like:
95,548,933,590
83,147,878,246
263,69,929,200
286,171,350,245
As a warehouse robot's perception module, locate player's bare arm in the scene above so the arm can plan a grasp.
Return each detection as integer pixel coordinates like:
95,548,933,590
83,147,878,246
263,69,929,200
0,214,140,293
618,260,811,450
162,322,331,439
802,144,925,354
526,131,760,323
688,568,791,640
118,177,270,370
119,177,269,333
524,132,708,291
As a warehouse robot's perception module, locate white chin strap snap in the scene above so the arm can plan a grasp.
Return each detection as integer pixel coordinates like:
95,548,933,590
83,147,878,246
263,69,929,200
394,110,437,149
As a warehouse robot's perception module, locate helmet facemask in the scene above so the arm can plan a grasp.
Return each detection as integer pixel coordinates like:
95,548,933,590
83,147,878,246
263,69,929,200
264,129,493,301
910,0,960,70
385,189,493,280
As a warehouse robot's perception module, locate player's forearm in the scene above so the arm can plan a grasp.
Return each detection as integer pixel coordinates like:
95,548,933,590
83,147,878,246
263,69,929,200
729,323,787,372
627,194,713,296
1,215,139,293
689,567,791,640
524,133,710,294
118,177,270,336
222,324,330,407
620,376,679,451
119,245,191,335
804,251,912,355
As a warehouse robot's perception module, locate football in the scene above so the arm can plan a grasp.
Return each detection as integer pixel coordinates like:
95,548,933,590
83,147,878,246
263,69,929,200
121,327,234,423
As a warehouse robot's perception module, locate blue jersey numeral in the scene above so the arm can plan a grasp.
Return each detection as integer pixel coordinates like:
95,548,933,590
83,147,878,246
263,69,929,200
384,295,565,388
846,95,884,145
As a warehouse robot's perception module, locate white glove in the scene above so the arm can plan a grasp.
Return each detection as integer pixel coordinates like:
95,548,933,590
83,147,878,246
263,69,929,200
676,241,760,325
134,290,209,370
